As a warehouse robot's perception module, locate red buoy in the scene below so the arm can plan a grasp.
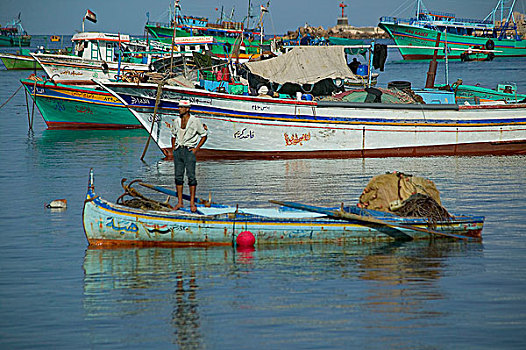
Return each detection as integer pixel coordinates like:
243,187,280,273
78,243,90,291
236,231,255,247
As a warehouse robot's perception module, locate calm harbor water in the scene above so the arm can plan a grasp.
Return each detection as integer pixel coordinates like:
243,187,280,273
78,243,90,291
1,41,526,349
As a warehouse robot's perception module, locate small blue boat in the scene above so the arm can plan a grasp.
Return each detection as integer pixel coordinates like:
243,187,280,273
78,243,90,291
82,170,484,247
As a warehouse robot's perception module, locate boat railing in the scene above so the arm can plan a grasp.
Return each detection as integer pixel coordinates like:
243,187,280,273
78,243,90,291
146,21,172,28
379,16,412,25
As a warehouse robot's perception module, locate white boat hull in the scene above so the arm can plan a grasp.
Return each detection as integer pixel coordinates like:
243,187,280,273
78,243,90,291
99,82,526,159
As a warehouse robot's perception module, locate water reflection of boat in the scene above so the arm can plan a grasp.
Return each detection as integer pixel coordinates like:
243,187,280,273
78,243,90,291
82,240,482,345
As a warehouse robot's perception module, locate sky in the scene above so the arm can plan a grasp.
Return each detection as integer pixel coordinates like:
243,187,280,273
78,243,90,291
1,0,525,36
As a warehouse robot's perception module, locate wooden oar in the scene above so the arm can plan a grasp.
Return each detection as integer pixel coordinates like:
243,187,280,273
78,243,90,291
269,200,475,241
139,182,212,206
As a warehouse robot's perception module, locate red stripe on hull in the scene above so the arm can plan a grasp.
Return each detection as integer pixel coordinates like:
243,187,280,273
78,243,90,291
87,238,231,248
403,53,526,60
45,121,143,130
160,140,526,160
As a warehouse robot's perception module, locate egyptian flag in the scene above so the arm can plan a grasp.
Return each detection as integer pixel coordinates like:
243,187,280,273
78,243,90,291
85,9,97,23
260,5,268,13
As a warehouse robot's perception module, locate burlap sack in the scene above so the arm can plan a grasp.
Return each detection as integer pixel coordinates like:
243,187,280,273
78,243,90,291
358,172,441,212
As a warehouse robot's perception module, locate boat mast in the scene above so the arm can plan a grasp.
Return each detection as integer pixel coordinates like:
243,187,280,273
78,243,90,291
247,0,252,28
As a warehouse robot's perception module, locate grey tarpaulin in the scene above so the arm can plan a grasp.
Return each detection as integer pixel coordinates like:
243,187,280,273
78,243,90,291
244,46,357,85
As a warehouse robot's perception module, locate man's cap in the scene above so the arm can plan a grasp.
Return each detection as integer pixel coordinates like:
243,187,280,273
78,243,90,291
179,99,191,107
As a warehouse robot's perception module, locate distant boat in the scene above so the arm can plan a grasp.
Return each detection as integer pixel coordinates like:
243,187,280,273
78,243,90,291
437,81,526,104
379,0,526,60
0,47,72,70
0,15,30,47
145,0,270,62
32,31,212,83
459,48,495,62
0,50,41,70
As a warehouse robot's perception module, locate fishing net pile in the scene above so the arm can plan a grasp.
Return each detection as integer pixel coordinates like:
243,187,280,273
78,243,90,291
116,178,173,212
358,172,452,226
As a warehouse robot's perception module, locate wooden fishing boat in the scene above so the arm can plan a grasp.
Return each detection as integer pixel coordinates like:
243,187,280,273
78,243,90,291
0,52,41,70
20,77,140,129
31,32,151,84
0,17,30,47
459,50,495,62
82,169,484,247
437,81,526,104
379,0,526,60
97,77,526,159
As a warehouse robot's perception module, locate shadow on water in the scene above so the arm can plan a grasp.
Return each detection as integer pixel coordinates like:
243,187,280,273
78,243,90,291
82,241,482,348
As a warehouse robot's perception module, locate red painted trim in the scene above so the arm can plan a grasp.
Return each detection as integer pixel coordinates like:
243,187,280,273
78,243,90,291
45,121,143,130
87,238,231,248
458,103,526,110
403,53,526,60
21,79,113,94
160,139,526,160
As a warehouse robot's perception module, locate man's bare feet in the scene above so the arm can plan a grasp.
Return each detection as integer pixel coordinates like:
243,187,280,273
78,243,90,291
173,203,183,210
190,204,197,212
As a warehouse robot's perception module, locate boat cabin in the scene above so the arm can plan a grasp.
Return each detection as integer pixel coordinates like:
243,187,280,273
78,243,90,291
72,32,130,62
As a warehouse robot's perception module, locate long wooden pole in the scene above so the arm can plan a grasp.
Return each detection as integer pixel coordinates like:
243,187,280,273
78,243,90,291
270,200,478,241
140,81,164,160
169,0,177,74
425,32,441,88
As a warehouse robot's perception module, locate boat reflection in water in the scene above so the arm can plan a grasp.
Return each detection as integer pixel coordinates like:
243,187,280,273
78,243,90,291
82,241,482,347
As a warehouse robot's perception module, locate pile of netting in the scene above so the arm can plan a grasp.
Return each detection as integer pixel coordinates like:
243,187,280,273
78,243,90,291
116,178,173,212
358,172,452,227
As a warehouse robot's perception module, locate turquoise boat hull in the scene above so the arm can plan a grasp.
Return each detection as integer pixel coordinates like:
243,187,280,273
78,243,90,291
20,79,141,129
0,35,30,47
379,22,526,60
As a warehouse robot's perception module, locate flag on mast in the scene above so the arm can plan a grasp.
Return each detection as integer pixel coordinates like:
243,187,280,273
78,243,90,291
260,5,268,13
85,10,97,23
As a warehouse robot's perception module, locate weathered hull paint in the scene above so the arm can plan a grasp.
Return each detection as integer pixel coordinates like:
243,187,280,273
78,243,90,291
82,170,484,247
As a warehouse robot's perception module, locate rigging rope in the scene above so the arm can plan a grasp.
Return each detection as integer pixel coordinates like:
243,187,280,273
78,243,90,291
0,84,22,110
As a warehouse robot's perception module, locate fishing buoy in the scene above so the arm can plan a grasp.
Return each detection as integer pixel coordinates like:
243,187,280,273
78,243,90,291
45,199,67,209
236,231,255,248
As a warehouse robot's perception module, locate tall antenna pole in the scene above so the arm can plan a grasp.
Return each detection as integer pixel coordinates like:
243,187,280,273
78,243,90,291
170,0,178,73
247,0,252,28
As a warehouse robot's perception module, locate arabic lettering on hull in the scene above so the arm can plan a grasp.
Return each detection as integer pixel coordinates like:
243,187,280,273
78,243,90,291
284,132,311,146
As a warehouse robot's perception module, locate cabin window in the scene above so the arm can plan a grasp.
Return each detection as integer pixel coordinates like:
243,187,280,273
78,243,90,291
106,42,113,61
91,42,99,60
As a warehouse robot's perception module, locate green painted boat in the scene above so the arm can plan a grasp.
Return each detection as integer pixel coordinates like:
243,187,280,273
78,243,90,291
436,82,526,104
20,78,141,129
0,52,41,70
0,17,30,47
145,2,271,61
379,0,526,60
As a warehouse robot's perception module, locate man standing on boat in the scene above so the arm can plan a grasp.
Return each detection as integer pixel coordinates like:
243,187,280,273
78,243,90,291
171,100,208,212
